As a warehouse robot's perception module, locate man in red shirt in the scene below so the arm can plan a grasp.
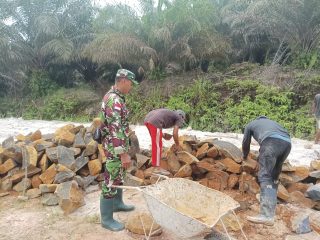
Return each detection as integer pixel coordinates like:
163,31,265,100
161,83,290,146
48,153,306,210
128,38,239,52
144,108,186,167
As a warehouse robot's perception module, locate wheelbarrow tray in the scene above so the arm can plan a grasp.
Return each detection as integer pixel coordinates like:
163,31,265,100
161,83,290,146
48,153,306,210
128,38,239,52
142,178,240,239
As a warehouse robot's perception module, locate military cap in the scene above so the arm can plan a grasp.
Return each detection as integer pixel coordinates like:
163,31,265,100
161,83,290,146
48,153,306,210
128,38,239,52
116,69,138,85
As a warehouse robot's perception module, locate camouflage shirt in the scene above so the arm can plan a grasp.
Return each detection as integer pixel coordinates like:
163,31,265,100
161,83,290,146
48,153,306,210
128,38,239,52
101,86,129,159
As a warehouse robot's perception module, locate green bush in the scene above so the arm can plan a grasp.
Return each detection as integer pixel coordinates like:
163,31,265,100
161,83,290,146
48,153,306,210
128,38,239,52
26,70,57,98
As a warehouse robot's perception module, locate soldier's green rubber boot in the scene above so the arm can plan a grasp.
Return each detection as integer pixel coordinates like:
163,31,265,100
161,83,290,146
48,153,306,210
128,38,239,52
113,189,135,212
100,197,124,231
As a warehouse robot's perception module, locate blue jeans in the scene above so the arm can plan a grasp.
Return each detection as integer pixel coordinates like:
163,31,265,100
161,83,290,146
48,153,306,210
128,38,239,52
258,138,291,185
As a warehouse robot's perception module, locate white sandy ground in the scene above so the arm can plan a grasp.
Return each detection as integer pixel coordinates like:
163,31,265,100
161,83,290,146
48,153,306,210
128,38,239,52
0,117,320,167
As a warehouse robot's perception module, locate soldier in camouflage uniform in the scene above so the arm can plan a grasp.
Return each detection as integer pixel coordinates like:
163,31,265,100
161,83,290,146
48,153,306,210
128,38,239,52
99,69,138,232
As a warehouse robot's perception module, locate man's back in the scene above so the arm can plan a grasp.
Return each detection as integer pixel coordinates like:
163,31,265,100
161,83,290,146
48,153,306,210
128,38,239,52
244,117,290,145
144,108,184,129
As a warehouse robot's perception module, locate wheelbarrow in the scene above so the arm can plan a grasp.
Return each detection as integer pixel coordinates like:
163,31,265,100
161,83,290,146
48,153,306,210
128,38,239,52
114,177,247,239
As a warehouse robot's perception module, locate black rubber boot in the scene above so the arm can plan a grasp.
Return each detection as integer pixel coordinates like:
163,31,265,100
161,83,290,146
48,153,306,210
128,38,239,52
113,189,135,212
247,183,277,226
100,197,124,231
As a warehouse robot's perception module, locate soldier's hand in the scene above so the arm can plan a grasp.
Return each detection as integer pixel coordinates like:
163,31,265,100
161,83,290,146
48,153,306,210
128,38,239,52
120,153,131,169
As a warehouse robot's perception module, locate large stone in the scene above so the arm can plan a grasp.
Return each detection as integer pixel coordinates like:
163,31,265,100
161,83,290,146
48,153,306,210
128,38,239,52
128,130,140,158
88,159,102,176
26,188,41,199
306,184,320,201
0,158,17,174
74,154,89,172
124,173,145,186
96,145,105,164
39,164,57,184
55,180,85,214
54,171,75,184
291,212,312,234
290,191,316,208
39,184,58,193
241,158,257,174
239,173,260,195
227,174,239,189
176,151,199,164
167,151,181,174
10,165,41,183
34,140,54,152
174,164,192,178
46,147,58,163
57,146,75,170
287,183,311,194
29,130,42,142
41,193,59,206
38,154,49,172
22,145,38,167
206,170,229,191
136,153,150,169
125,211,162,236
84,140,98,156
1,178,12,191
278,183,290,202
310,170,320,179
221,158,241,174
288,167,310,182
196,161,217,172
134,169,145,180
282,161,296,172
207,146,219,158
2,136,14,148
31,174,42,188
73,131,86,149
311,160,320,171
13,178,32,192
212,140,242,163
196,143,209,159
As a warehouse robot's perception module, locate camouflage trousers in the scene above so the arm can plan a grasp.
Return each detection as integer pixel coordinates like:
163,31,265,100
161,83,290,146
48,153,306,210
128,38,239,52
101,159,126,199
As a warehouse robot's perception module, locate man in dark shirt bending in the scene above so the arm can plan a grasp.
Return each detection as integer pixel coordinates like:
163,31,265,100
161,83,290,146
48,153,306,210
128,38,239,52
242,116,291,226
144,108,186,167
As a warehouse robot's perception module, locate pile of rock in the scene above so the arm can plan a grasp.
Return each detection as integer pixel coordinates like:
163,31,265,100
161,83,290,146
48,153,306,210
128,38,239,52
0,121,141,214
128,135,320,212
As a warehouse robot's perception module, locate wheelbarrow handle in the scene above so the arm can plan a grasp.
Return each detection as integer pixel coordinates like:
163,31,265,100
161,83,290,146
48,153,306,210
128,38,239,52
111,185,144,191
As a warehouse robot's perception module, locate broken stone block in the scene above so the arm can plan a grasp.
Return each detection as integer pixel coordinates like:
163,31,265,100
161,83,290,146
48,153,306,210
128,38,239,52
39,164,57,184
239,173,260,195
46,147,58,163
167,151,181,174
310,170,320,179
196,143,209,159
241,158,257,174
291,212,312,234
128,130,140,158
74,154,89,172
57,146,75,170
29,130,42,142
287,182,311,194
88,159,102,176
38,154,49,172
31,174,42,188
42,193,59,206
22,145,38,167
0,158,17,174
55,180,85,214
221,158,241,174
282,161,296,172
33,140,54,152
13,178,32,192
2,136,14,148
1,178,12,191
134,169,145,180
125,211,162,236
26,188,41,199
98,144,106,163
212,140,242,163
177,151,199,164
306,184,320,201
54,171,75,184
311,160,320,171
207,146,219,158
290,191,316,209
136,153,150,169
10,166,41,183
84,140,98,156
206,170,229,191
278,184,290,202
174,164,192,178
73,131,86,149
227,174,239,189
124,173,144,186
39,184,58,193
288,167,310,182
